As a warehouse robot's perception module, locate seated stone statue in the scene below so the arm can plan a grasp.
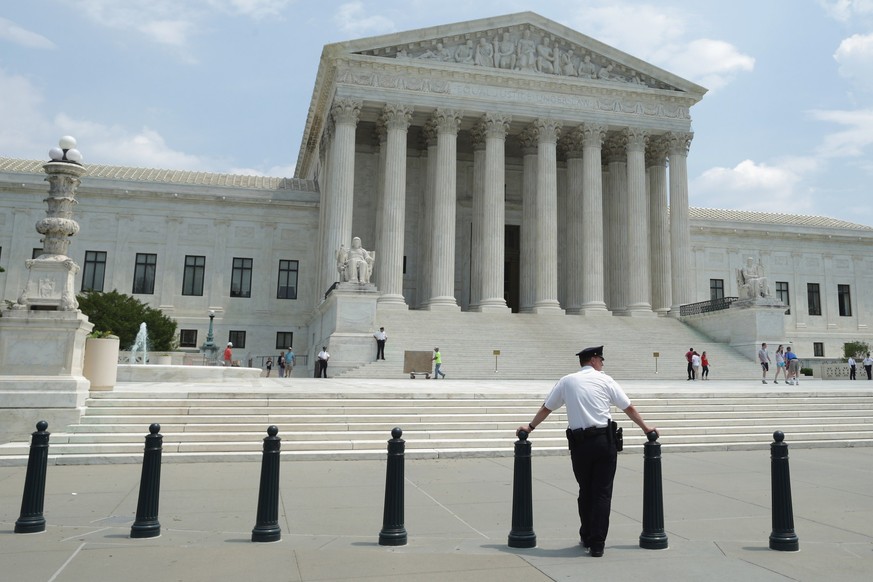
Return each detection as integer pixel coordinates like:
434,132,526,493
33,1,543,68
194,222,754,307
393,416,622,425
737,257,771,300
338,237,374,284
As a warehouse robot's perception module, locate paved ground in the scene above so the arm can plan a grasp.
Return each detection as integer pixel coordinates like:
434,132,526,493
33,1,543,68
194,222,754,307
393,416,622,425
2,440,872,581
2,377,872,580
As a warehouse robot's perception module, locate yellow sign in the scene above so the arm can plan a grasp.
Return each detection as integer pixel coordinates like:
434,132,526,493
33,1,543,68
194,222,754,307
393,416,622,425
653,352,660,358
493,350,501,356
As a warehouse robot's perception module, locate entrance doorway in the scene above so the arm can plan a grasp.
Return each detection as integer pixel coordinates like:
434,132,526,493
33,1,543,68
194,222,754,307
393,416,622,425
504,225,520,312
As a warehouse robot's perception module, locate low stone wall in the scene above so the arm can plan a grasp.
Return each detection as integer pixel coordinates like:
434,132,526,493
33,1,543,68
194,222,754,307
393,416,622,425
117,364,262,383
821,363,852,380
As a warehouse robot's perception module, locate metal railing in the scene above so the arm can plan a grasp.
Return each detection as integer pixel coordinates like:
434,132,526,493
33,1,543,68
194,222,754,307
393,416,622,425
679,296,738,317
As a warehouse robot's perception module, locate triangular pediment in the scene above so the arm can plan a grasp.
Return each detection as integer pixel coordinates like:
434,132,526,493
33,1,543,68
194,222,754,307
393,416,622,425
329,12,705,95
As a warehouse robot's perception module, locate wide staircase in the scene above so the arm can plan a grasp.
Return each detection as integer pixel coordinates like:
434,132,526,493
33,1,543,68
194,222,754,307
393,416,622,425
339,309,752,380
2,387,872,465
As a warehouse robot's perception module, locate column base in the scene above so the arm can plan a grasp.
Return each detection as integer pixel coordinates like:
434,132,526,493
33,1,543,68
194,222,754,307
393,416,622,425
531,301,565,315
616,304,657,317
377,294,408,309
567,304,612,316
475,298,510,313
425,297,460,311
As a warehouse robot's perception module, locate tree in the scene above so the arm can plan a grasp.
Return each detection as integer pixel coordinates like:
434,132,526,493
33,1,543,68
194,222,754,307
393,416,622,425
843,341,871,359
77,290,177,351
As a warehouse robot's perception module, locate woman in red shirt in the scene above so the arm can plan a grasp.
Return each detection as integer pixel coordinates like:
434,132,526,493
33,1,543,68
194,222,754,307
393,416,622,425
701,352,710,380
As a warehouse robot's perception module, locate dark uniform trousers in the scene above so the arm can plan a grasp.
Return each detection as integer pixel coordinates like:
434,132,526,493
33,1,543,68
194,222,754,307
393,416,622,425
567,427,617,551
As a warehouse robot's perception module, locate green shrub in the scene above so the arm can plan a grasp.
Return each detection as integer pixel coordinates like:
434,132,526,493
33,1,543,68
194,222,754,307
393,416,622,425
800,367,813,377
77,290,177,351
843,341,871,359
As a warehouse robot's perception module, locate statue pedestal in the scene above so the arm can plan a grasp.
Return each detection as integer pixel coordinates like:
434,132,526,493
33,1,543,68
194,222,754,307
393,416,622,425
310,283,379,374
682,299,787,361
0,309,93,440
14,255,81,311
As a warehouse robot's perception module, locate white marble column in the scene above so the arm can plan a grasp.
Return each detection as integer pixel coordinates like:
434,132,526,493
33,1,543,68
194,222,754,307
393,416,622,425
323,98,361,294
416,122,437,309
532,118,563,314
624,127,654,315
469,124,486,311
315,123,334,295
478,112,511,312
580,123,609,314
373,124,388,290
377,104,413,308
563,128,585,314
605,134,628,313
647,138,671,315
519,129,537,313
427,108,463,311
667,131,693,315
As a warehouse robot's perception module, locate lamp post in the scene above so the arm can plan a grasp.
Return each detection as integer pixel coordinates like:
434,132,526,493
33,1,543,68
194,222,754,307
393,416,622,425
199,310,219,364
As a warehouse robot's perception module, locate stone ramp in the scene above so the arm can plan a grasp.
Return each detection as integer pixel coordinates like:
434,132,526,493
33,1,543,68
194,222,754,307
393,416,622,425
340,309,754,380
1,380,872,465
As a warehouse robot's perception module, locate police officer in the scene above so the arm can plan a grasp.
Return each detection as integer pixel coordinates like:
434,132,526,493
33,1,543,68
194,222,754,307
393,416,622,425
517,345,657,557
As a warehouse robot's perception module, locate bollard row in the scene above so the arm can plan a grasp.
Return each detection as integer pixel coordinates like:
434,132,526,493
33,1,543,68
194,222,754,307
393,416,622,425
12,423,800,553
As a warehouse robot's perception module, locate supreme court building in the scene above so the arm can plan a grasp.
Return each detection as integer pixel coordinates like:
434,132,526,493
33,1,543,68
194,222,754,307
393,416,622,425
2,12,872,374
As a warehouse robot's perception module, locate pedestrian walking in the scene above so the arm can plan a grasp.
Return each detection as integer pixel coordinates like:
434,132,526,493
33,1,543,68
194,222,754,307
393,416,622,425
864,353,873,380
701,351,710,379
773,345,786,384
758,342,771,384
517,346,657,558
265,357,273,377
685,347,694,380
785,346,800,385
432,347,446,379
848,356,857,380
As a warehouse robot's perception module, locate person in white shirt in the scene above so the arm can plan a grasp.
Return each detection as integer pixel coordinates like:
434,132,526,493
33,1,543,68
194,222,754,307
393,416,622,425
848,356,857,380
373,327,387,360
517,345,657,558
691,351,701,380
316,347,330,378
863,353,873,380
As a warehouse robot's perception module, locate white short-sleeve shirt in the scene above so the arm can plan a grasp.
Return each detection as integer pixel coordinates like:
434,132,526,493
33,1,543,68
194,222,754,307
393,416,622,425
543,366,632,429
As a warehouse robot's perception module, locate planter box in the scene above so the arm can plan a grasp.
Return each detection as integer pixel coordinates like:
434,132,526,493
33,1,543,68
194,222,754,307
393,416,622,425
83,336,120,390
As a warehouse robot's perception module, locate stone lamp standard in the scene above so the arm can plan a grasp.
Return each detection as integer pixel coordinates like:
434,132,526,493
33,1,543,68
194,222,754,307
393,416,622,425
199,310,220,364
0,136,95,437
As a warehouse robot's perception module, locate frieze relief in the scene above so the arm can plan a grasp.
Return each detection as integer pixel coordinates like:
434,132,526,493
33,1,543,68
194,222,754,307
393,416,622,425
356,25,680,92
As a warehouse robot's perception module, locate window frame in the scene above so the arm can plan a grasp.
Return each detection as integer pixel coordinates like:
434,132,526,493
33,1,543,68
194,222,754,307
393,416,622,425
807,282,822,316
277,259,299,300
230,257,253,298
182,255,206,296
813,342,824,357
81,250,107,292
228,330,246,349
838,284,852,317
179,329,198,348
133,253,157,295
709,278,724,301
276,331,294,350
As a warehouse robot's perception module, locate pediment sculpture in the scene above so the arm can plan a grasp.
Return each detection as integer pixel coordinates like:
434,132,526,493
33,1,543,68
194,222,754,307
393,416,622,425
359,26,676,91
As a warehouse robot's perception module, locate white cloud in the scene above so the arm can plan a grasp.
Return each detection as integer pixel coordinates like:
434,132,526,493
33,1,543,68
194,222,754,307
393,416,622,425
0,67,54,158
565,2,753,92
230,163,296,177
834,33,873,93
811,108,873,157
0,17,56,49
692,159,813,212
334,2,395,37
216,0,294,19
54,114,212,170
138,19,195,48
818,0,873,22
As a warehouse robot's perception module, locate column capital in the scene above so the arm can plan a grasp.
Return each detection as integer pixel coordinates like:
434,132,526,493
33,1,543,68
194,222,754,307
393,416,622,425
603,133,628,163
470,123,487,150
560,131,583,159
580,123,607,148
623,127,648,152
421,118,439,147
666,131,694,156
531,118,562,144
381,104,413,131
432,109,463,135
482,112,511,139
646,136,669,167
517,126,538,153
331,98,362,126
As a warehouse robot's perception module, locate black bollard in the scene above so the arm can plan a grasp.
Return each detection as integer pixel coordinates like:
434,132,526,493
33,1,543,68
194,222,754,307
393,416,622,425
251,425,282,542
379,427,407,546
15,421,51,534
130,423,163,539
769,430,799,551
639,431,668,549
508,429,536,548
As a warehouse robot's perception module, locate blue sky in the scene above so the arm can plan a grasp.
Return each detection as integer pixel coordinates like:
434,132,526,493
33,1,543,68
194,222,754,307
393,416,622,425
2,1,872,225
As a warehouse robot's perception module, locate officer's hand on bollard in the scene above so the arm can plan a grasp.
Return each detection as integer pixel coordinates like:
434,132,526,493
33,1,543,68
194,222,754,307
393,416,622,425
645,427,659,437
516,426,529,438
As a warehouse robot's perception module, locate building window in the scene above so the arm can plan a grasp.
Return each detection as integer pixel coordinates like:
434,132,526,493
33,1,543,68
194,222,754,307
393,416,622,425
776,281,790,315
182,255,206,296
81,250,107,292
813,342,824,357
838,284,852,317
276,332,294,350
230,257,253,298
709,279,724,300
277,260,298,299
133,253,157,294
807,283,822,316
228,330,246,349
179,329,198,348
